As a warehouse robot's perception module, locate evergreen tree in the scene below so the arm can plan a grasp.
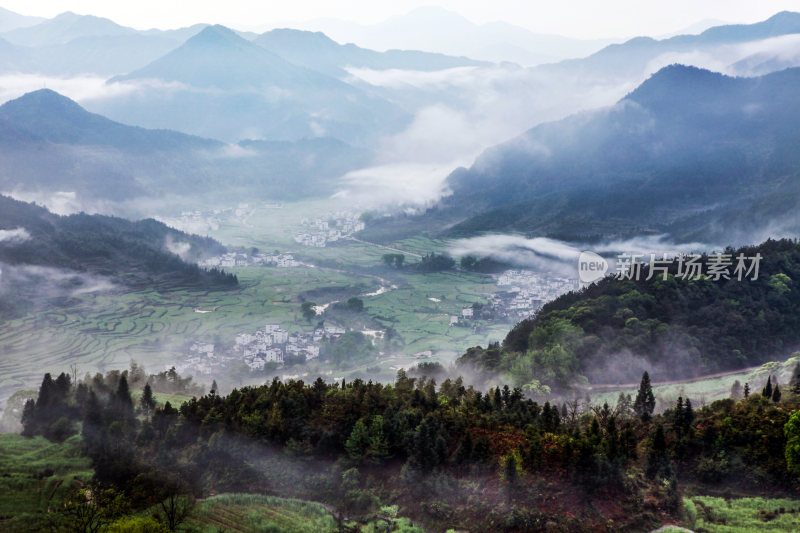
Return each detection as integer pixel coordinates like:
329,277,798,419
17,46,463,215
744,382,750,398
115,376,134,416
773,383,782,403
20,399,36,437
646,423,669,479
634,372,656,422
367,416,390,462
504,454,518,487
763,376,773,398
683,399,694,429
140,383,156,414
210,380,218,395
345,420,370,460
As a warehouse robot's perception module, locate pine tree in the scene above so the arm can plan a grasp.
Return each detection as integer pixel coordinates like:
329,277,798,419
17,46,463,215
763,376,773,398
744,382,750,398
140,383,156,414
210,380,218,395
634,372,656,422
20,399,36,437
683,399,694,429
367,416,390,462
674,397,684,433
115,376,134,416
646,423,669,479
345,420,370,460
773,384,782,403
503,454,518,486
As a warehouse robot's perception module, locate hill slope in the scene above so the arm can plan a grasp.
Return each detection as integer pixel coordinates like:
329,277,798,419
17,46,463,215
0,89,372,203
458,238,800,391
103,25,408,144
443,65,800,243
253,28,485,76
0,194,236,317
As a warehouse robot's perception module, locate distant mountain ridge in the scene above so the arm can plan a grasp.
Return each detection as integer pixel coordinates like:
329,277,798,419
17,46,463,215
542,11,800,79
0,89,373,203
0,89,218,152
442,64,800,243
99,25,408,144
253,28,486,76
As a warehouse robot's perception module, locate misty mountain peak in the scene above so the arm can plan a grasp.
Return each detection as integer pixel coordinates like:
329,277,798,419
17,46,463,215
1,88,85,117
186,24,249,49
623,64,732,108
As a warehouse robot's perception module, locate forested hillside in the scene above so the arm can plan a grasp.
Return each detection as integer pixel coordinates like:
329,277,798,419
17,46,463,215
458,239,800,392
10,365,800,532
0,194,236,317
443,65,800,243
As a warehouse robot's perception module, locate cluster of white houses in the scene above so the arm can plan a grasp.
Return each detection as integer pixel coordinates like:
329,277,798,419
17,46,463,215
294,211,366,248
488,270,579,319
234,323,348,370
181,322,350,374
200,252,301,269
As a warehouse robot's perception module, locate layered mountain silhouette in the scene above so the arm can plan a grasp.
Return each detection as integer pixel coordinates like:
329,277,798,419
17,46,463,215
253,28,485,76
97,25,408,143
541,11,800,80
443,64,800,243
0,89,371,203
0,6,44,33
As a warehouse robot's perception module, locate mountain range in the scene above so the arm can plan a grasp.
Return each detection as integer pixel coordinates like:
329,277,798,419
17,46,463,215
299,6,619,66
539,11,800,80
442,64,800,244
0,89,372,204
253,28,485,77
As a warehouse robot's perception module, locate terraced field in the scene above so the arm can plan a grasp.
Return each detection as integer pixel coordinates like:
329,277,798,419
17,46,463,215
0,434,91,523
186,494,337,533
0,199,519,407
0,266,375,404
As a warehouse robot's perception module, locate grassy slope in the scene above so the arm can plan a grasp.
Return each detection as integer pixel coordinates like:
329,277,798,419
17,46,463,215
185,493,338,533
588,355,800,412
0,434,91,524
684,496,800,532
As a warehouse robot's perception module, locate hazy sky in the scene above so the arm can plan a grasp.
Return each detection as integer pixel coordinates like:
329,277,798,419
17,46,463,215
5,1,800,38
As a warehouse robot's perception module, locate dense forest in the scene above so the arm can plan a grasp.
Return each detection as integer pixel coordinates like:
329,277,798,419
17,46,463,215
11,363,800,532
458,239,800,393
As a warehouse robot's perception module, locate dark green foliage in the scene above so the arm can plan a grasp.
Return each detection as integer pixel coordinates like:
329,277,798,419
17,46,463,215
301,301,317,322
459,239,800,390
459,255,508,273
17,364,800,533
646,424,670,479
764,376,774,399
381,253,405,268
415,253,455,273
140,383,156,414
443,65,800,244
0,195,236,317
634,372,656,422
773,384,782,403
